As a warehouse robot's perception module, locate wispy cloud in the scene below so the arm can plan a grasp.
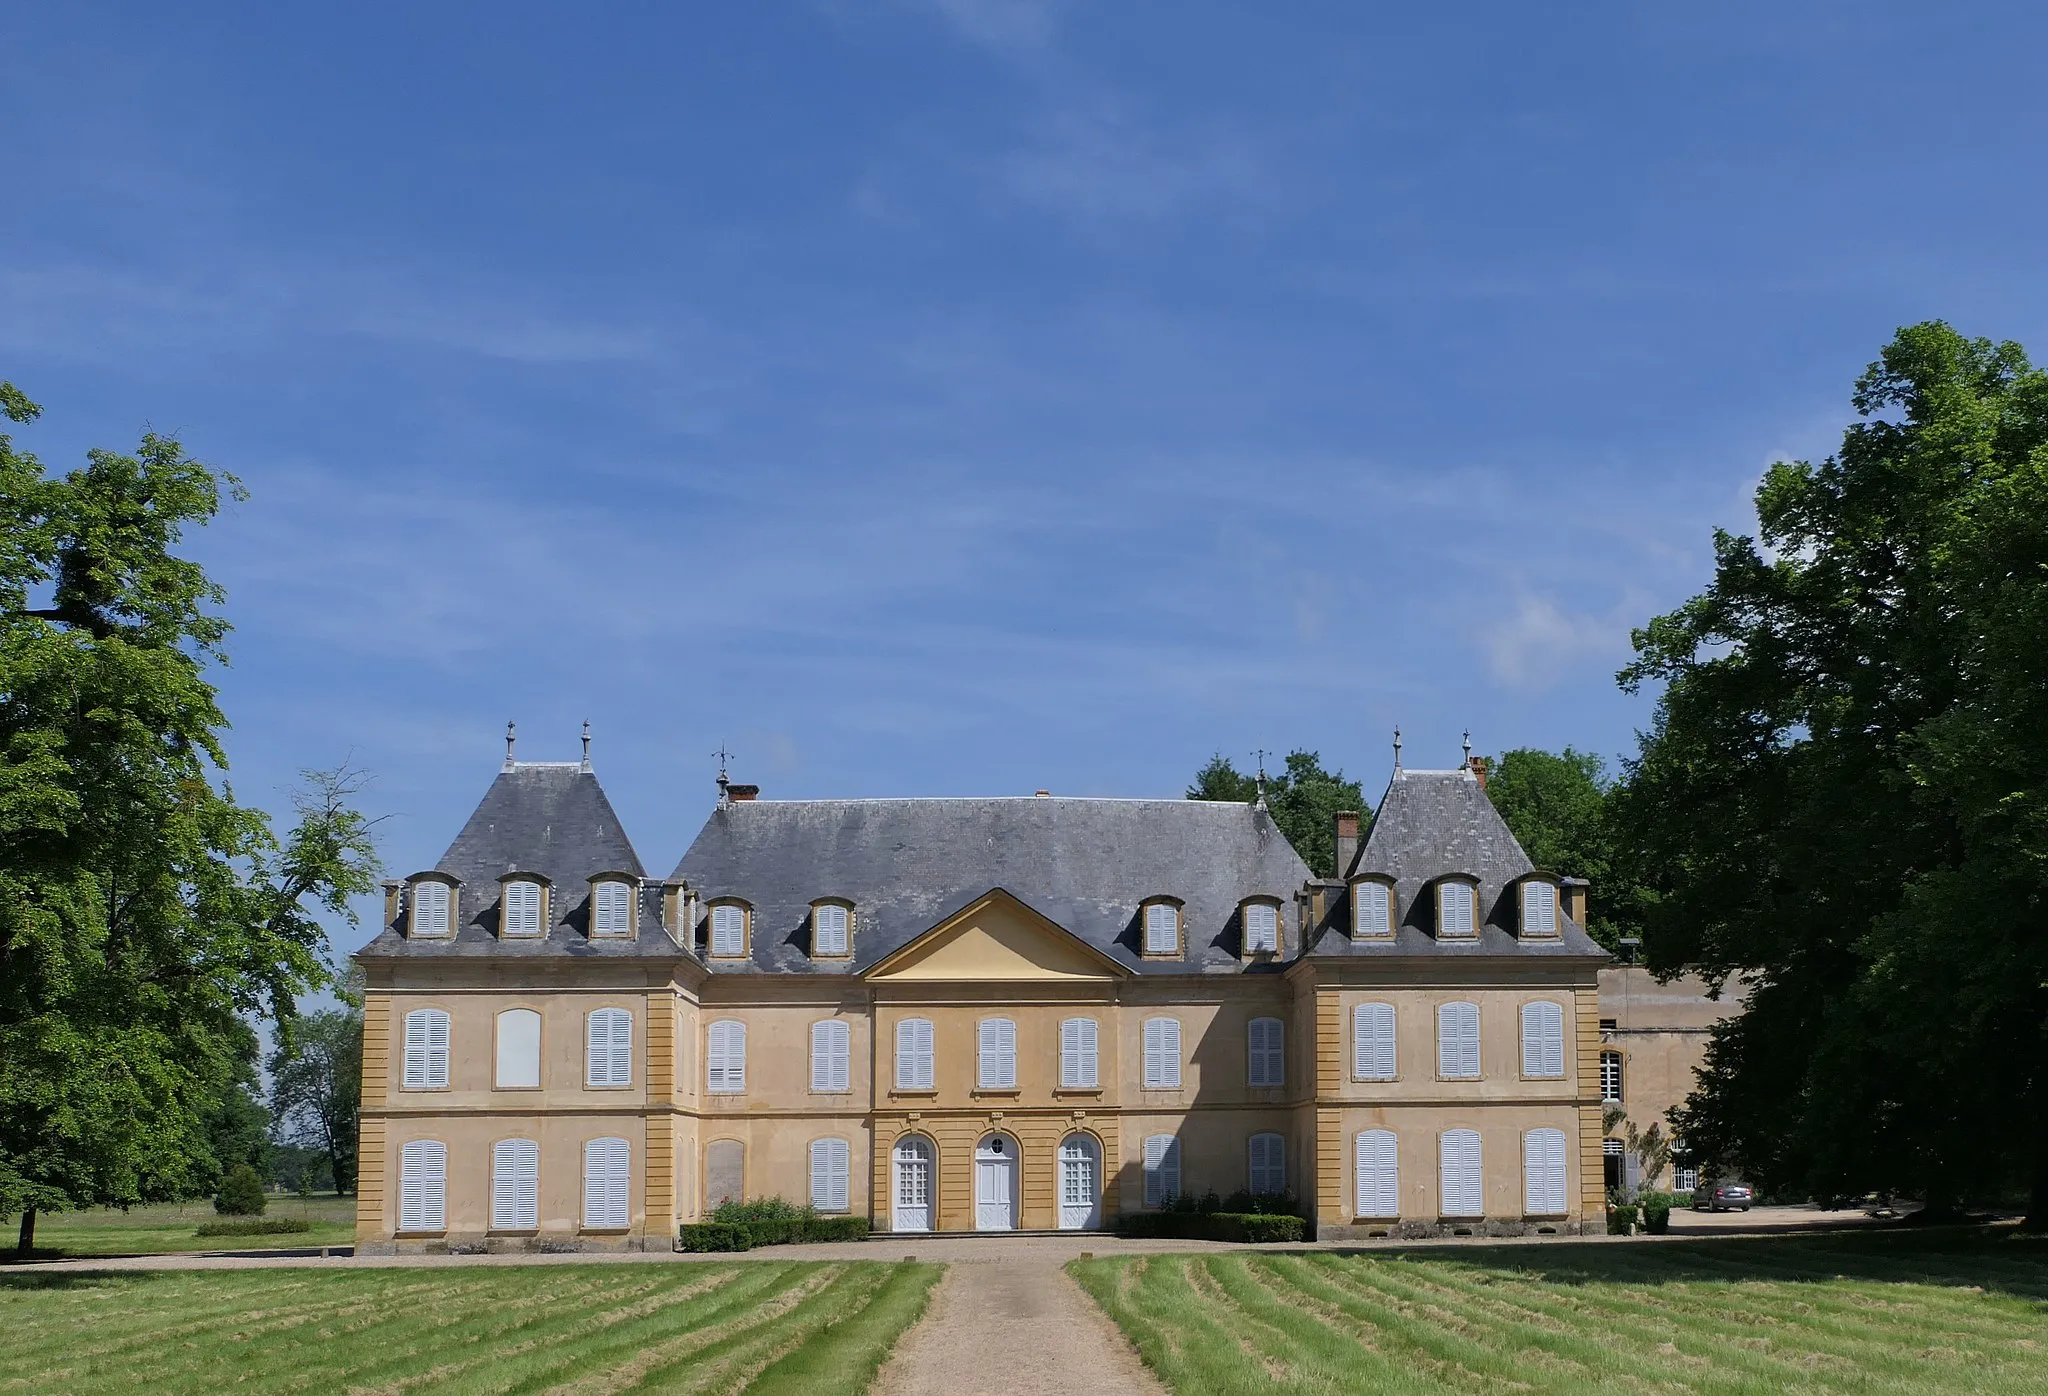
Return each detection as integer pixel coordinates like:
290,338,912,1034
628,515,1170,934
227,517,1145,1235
1478,590,1647,692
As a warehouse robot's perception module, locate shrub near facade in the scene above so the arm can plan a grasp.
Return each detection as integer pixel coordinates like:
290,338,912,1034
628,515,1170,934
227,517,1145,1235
1115,1191,1308,1243
678,1198,871,1252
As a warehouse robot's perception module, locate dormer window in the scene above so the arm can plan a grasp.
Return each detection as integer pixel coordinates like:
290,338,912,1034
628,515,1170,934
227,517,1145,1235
408,877,455,938
1242,900,1280,956
1142,900,1182,957
812,902,851,958
501,877,546,938
1352,879,1393,939
591,878,634,937
708,901,749,958
1519,878,1560,938
1436,878,1478,939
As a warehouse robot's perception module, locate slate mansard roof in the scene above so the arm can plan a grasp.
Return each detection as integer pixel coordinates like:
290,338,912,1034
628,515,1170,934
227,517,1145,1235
1307,766,1606,960
673,796,1315,975
358,762,667,961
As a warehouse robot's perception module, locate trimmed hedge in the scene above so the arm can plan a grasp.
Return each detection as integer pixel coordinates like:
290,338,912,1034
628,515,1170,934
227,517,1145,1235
194,1217,313,1238
1114,1211,1306,1243
678,1214,872,1252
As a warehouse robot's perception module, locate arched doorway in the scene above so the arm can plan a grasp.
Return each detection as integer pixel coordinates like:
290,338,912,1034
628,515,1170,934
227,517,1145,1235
1057,1133,1101,1230
975,1133,1020,1231
892,1135,934,1233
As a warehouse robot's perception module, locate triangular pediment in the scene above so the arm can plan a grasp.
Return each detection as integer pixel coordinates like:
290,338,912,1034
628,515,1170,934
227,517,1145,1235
864,889,1128,982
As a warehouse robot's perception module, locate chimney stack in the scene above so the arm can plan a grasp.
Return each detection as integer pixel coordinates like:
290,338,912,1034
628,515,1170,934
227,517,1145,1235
1561,876,1589,927
1467,755,1488,789
1333,810,1361,878
727,783,760,802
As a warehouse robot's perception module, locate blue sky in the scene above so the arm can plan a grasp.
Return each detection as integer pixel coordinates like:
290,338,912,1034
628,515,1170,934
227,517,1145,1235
6,2,2044,958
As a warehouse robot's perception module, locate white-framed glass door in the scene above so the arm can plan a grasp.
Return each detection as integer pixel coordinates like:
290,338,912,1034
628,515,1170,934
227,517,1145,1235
893,1135,933,1233
974,1134,1018,1231
1058,1134,1101,1230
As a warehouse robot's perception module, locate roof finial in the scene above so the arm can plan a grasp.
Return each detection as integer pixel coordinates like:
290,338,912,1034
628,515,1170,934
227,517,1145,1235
504,720,517,771
1252,748,1270,811
581,720,592,772
1462,729,1472,766
1392,725,1402,771
714,744,733,807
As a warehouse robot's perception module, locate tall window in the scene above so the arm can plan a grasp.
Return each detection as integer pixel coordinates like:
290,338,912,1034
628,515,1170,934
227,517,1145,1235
1143,902,1179,955
896,1018,935,1090
402,1009,451,1089
1248,1132,1286,1195
813,904,850,957
1437,881,1476,937
1353,1002,1397,1080
1524,1128,1568,1215
977,1018,1018,1088
1521,880,1558,937
592,880,632,936
1520,1001,1565,1079
411,880,450,936
1244,902,1279,954
1600,1050,1623,1103
810,1138,851,1212
583,1136,630,1228
491,1138,539,1230
811,1020,851,1093
1439,1129,1483,1218
1437,1002,1481,1080
1247,1017,1285,1088
398,1139,446,1232
709,904,746,957
1353,880,1392,937
503,879,543,937
706,1020,746,1093
586,1008,632,1088
1059,1017,1099,1088
1355,1130,1399,1218
495,1008,541,1089
1143,1134,1181,1206
1142,1017,1182,1088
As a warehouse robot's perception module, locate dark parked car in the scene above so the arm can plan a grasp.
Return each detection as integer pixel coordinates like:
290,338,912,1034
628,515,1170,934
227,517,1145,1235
1696,1178,1754,1212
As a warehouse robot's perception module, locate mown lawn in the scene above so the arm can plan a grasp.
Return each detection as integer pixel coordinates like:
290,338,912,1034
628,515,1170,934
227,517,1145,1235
24,1194,358,1256
1072,1230,2048,1395
0,1259,941,1394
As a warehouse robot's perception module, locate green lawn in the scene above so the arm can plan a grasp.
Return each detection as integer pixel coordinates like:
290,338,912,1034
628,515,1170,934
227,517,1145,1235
0,1259,941,1394
21,1193,358,1257
1072,1230,2048,1395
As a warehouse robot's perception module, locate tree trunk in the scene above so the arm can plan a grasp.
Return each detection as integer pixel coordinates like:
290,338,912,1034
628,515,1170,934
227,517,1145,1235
17,1208,34,1257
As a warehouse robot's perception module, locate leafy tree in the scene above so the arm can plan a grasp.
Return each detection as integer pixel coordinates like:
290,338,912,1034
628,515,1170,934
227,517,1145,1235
270,998,364,1196
1480,747,1642,949
1188,751,1368,877
202,1043,272,1186
1612,323,2048,1226
214,1163,267,1217
0,381,382,1254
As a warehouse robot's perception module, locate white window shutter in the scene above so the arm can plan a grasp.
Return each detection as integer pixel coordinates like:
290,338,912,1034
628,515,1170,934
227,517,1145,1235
493,1139,538,1230
710,905,744,956
1440,881,1474,935
1249,1133,1285,1194
1356,1130,1399,1218
1525,1128,1567,1214
813,1021,832,1092
707,1020,745,1093
810,1138,850,1212
1145,903,1177,954
1246,903,1278,953
1439,1002,1480,1079
403,1010,427,1088
1522,1002,1564,1078
588,1009,631,1087
1440,1129,1483,1217
998,1019,1016,1087
1355,881,1389,935
978,1020,998,1087
593,881,630,936
1524,882,1556,936
813,1021,850,1092
1144,1134,1181,1205
1061,1018,1081,1087
400,1139,445,1232
1249,1018,1284,1088
1079,1017,1097,1086
505,880,541,937
897,1018,933,1089
412,881,449,935
584,1137,629,1228
1354,1002,1396,1080
814,905,848,956
1144,1018,1181,1088
810,1140,829,1211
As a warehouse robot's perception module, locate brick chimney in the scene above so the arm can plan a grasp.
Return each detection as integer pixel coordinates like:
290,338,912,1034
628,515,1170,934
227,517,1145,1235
1561,876,1589,927
1333,811,1360,878
727,784,760,802
1466,756,1488,789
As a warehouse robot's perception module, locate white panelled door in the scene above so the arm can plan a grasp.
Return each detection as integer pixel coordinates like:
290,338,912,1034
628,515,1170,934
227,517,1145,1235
1058,1135,1101,1230
893,1136,933,1233
975,1134,1018,1231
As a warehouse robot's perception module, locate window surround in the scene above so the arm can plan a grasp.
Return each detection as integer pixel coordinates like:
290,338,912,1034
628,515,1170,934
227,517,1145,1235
810,899,854,959
1523,1127,1569,1217
706,1019,747,1094
397,1138,447,1235
809,1137,852,1213
405,873,459,939
498,873,550,940
1141,1016,1183,1089
1058,1017,1100,1090
582,1136,631,1231
1519,1000,1567,1080
588,873,637,939
706,899,751,959
490,1137,540,1232
1350,877,1395,940
1436,1000,1482,1081
1439,1128,1485,1220
1434,876,1480,939
401,1008,452,1091
976,1017,1018,1091
1517,876,1562,939
1352,1001,1398,1081
1240,898,1282,957
894,1017,936,1093
1139,898,1184,958
585,1006,633,1089
1355,1128,1400,1220
810,1019,852,1095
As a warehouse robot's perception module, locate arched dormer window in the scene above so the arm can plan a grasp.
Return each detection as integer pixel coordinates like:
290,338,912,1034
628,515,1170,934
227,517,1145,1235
590,876,635,938
1435,877,1478,939
707,901,750,959
1241,899,1281,956
1518,876,1560,938
500,875,548,939
1141,899,1183,957
1351,877,1394,939
407,874,458,938
811,901,852,959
